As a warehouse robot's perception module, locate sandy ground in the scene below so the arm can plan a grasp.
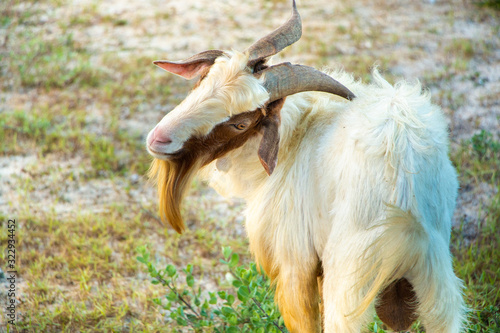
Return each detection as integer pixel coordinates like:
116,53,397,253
2,0,498,233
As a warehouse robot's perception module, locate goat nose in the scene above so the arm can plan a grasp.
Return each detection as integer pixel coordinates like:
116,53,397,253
151,126,172,145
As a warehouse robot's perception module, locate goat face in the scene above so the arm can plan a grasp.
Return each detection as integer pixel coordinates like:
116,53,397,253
146,0,354,233
147,52,282,233
147,52,270,165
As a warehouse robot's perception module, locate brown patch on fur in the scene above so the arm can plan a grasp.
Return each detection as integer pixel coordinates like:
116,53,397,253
375,278,418,331
149,110,266,233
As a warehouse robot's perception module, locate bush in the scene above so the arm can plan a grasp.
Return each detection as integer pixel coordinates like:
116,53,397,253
137,246,288,332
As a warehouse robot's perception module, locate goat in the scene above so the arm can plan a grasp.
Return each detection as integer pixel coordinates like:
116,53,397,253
146,1,466,332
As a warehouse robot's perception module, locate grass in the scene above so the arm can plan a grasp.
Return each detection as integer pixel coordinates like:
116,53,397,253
451,130,500,332
453,196,500,331
476,0,500,10
0,202,250,331
1,0,499,331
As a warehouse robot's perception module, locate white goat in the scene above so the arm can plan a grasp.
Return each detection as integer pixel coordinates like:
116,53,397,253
146,2,466,332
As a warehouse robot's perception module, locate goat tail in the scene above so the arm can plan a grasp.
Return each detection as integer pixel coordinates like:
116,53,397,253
349,204,429,318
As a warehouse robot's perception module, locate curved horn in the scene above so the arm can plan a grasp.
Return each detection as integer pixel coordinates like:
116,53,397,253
258,62,356,102
246,0,301,68
153,50,225,79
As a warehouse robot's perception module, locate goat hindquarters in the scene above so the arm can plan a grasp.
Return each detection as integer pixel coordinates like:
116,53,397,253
318,72,465,332
321,206,465,332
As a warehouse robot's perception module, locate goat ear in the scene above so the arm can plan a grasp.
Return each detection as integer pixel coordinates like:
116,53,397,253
153,50,224,80
258,98,285,176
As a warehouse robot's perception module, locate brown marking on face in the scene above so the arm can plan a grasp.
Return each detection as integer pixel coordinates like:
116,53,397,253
193,110,265,165
149,110,265,233
375,278,418,331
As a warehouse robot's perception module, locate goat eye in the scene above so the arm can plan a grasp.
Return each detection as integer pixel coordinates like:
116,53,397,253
234,123,247,130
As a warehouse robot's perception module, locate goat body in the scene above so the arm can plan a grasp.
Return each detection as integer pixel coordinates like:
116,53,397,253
146,2,465,332
201,63,464,332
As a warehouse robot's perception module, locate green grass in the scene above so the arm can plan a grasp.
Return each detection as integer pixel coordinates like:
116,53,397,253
6,33,103,89
0,107,150,177
0,202,250,332
454,130,500,186
453,195,500,331
451,131,500,332
476,0,500,10
1,209,165,332
452,190,500,331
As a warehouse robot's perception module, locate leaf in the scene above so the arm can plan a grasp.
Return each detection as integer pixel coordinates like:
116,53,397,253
227,313,238,325
166,264,176,277
186,274,194,287
221,306,234,317
176,316,187,325
222,246,232,260
166,291,178,302
226,294,235,306
149,264,158,277
209,292,217,304
136,256,147,264
237,286,250,302
232,279,243,288
229,253,239,268
266,322,277,332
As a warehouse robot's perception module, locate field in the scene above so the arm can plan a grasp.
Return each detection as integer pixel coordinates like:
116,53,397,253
0,0,499,331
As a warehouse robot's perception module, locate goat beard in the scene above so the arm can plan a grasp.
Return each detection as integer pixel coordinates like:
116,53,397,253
148,157,202,234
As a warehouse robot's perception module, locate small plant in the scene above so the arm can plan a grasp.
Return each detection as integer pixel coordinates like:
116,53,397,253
476,0,500,10
453,130,500,185
137,246,288,332
471,130,500,162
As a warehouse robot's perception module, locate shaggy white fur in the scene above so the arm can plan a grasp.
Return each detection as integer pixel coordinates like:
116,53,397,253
149,49,465,332
197,63,466,332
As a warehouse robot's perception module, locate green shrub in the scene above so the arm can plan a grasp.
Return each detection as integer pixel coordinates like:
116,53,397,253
476,0,500,10
137,246,288,332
